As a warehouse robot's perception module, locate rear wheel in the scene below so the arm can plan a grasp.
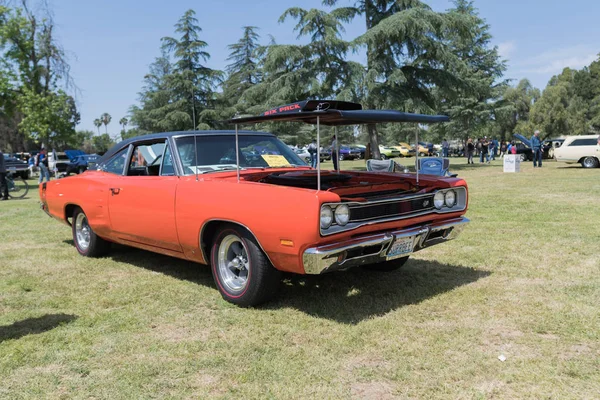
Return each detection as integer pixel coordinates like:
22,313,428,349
78,166,85,174
582,157,599,168
211,224,281,306
72,207,111,257
362,256,409,272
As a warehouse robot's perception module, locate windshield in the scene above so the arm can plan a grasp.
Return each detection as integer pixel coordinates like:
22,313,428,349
175,134,306,175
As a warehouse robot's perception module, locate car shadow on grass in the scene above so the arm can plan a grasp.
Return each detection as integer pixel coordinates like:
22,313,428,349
270,260,490,324
64,241,489,324
0,314,78,342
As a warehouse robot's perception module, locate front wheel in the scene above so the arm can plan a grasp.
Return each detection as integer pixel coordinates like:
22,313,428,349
362,256,409,272
519,153,527,162
211,224,281,306
7,176,29,199
72,207,111,257
582,157,599,168
380,154,388,160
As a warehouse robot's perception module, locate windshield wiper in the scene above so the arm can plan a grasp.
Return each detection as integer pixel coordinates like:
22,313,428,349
199,166,245,174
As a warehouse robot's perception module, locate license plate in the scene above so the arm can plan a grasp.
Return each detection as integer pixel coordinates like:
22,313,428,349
386,236,414,260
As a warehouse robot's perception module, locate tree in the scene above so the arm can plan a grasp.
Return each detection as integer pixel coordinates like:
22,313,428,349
17,88,80,147
100,112,111,134
93,118,102,135
0,1,78,150
119,117,128,139
159,9,222,130
432,0,507,143
493,79,540,139
128,52,173,133
92,133,114,154
225,26,262,98
322,0,472,158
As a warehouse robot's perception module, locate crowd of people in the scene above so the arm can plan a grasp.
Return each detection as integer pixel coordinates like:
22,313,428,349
464,136,520,165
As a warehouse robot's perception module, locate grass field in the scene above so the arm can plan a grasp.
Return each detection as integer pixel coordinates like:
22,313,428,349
1,158,599,399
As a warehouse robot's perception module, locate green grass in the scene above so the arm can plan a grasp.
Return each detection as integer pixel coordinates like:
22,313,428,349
1,158,599,399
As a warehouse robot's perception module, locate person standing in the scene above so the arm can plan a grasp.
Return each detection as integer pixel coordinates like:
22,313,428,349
0,149,9,200
487,139,496,163
531,130,543,167
500,141,507,158
442,139,449,158
466,138,475,164
331,134,339,171
307,139,318,168
37,148,50,184
479,138,488,163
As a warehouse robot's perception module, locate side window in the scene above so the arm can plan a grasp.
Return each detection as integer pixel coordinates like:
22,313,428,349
569,139,597,146
127,142,165,176
100,148,128,175
160,144,175,176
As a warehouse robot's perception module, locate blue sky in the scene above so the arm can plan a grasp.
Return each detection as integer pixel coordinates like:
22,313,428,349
50,0,600,135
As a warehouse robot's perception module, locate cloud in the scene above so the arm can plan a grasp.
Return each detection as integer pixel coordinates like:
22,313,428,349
497,41,516,59
516,45,598,74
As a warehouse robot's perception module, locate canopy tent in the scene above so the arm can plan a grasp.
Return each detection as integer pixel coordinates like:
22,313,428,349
226,100,450,189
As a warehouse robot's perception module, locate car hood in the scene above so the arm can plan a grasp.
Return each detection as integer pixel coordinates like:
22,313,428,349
513,134,531,147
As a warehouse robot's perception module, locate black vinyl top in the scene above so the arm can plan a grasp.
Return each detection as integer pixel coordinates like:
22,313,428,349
227,100,450,126
96,130,274,165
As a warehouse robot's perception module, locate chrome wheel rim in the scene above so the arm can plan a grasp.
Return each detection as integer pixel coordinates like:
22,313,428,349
75,213,91,251
217,235,249,293
583,158,594,168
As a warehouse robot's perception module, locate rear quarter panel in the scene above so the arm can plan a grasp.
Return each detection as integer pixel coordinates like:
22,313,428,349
42,172,111,236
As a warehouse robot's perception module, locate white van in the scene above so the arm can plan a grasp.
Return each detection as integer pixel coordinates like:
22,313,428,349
553,135,600,168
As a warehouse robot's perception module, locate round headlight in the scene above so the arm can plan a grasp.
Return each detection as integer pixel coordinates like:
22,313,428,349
320,206,333,229
445,190,456,207
334,204,350,226
433,191,445,209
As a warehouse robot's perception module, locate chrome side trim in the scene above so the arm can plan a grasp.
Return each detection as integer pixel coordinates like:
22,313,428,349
304,217,469,274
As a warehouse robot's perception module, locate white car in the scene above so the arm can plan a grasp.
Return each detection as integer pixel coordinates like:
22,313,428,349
48,152,71,174
553,135,600,168
294,148,311,163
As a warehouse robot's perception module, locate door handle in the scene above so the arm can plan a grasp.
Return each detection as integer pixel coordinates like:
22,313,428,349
110,188,121,196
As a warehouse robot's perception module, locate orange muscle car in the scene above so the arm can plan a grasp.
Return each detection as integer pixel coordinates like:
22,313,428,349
40,101,469,306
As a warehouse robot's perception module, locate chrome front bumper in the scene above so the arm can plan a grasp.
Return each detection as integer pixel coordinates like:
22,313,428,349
302,217,469,274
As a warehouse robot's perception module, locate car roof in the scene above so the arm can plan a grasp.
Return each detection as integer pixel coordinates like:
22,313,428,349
97,130,275,165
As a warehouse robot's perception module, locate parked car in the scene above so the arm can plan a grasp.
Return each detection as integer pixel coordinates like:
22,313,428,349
543,138,565,159
40,100,469,307
349,145,366,159
325,145,360,161
3,153,30,179
66,154,99,175
511,134,534,161
513,134,562,160
48,151,71,174
553,135,600,168
390,143,415,157
294,148,311,163
378,145,401,159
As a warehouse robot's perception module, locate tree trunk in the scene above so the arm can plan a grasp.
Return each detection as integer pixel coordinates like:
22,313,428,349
367,124,380,159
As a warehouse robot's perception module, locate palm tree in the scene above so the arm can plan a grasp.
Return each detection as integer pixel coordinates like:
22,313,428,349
93,118,102,135
119,117,128,132
100,113,112,134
